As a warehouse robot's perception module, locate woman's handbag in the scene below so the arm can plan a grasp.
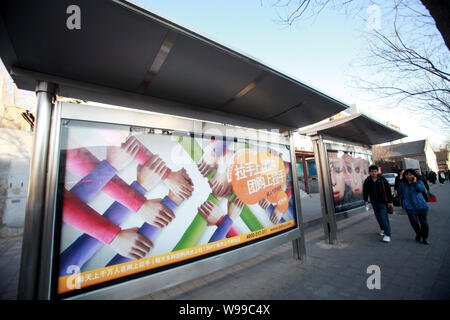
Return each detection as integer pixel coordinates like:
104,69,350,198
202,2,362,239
427,192,437,202
386,203,394,214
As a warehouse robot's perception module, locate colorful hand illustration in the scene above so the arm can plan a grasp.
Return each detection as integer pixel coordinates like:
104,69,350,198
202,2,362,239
168,190,184,207
270,207,284,225
227,197,244,221
258,198,272,210
197,144,218,178
109,227,154,260
106,136,140,171
136,198,175,228
137,154,168,191
165,168,194,200
198,200,223,226
209,172,233,198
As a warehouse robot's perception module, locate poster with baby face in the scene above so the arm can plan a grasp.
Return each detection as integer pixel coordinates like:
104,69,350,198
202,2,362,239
54,119,297,298
327,149,371,213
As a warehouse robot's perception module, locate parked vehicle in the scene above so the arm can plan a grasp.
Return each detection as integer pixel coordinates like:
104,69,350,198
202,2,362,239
382,173,397,186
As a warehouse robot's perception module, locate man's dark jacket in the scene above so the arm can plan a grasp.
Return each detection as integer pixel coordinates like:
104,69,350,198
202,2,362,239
363,175,393,204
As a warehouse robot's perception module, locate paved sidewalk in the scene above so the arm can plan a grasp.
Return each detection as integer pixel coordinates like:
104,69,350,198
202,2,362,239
139,182,450,300
0,236,21,300
1,183,449,300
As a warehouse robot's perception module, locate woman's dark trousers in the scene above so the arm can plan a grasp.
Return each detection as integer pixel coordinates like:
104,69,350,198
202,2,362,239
407,213,429,240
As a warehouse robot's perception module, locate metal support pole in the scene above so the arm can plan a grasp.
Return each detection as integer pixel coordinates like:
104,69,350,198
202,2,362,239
311,134,338,244
18,81,57,299
289,132,306,261
302,155,309,194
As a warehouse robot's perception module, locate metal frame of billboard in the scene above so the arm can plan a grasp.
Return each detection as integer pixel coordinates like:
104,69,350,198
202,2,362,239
310,135,375,245
325,142,373,214
18,86,306,299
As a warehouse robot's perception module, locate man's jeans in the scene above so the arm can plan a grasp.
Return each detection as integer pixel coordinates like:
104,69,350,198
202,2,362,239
372,202,391,237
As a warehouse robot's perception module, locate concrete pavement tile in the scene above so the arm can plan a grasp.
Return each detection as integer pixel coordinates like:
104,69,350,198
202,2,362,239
355,295,373,300
0,269,16,290
338,285,369,300
337,290,357,299
428,284,450,300
396,256,424,269
308,283,338,299
0,258,11,273
164,284,187,299
389,274,415,289
0,289,17,300
380,274,396,290
379,283,409,299
417,271,441,286
409,277,434,294
398,267,420,278
436,269,450,282
355,286,384,300
403,285,429,300
150,288,172,300
280,287,315,300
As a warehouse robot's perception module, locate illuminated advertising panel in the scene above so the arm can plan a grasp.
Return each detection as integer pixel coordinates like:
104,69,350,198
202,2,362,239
326,143,372,213
52,119,298,298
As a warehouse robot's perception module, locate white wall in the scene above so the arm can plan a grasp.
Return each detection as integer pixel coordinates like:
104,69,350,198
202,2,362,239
424,140,438,172
0,128,33,233
293,132,313,152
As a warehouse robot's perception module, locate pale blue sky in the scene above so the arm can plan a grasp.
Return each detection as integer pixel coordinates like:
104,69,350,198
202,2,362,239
140,0,363,105
138,0,449,147
1,0,447,147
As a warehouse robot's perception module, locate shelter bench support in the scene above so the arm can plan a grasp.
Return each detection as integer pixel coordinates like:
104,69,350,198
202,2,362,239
311,134,338,245
18,81,57,300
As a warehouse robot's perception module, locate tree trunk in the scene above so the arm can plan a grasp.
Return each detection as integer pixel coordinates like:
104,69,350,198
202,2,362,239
420,0,450,51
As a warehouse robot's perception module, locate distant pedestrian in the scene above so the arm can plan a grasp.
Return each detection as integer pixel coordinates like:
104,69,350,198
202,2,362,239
438,171,445,184
394,169,404,195
398,169,430,245
429,170,437,184
363,165,394,243
394,169,404,207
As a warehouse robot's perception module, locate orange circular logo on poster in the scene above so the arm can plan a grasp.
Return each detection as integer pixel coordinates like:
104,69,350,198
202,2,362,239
258,151,286,203
275,191,289,213
231,149,263,204
231,149,287,205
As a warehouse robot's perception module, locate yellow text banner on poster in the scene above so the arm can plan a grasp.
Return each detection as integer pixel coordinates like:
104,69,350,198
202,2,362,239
58,219,295,294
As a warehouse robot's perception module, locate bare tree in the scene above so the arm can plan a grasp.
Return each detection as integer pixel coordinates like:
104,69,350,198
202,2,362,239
262,0,450,51
420,0,450,51
262,0,450,130
354,2,450,128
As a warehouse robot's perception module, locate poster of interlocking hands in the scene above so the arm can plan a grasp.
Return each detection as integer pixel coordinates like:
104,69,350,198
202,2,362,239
55,120,297,295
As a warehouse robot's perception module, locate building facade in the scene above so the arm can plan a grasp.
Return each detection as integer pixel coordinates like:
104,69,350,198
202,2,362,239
435,149,450,171
373,139,439,173
0,65,35,238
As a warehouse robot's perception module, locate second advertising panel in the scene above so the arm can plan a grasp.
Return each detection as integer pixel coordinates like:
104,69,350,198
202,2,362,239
327,146,372,213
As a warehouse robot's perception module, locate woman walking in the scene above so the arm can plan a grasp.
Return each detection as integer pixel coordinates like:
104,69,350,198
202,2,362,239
398,169,430,245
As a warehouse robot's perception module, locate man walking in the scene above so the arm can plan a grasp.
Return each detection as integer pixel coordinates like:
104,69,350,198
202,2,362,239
363,165,394,243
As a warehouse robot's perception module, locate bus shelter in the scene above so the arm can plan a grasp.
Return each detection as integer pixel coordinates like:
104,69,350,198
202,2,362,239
0,0,349,299
299,113,407,244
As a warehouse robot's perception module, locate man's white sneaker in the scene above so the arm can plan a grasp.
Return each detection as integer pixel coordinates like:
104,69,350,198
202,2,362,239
379,230,385,236
382,235,391,243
